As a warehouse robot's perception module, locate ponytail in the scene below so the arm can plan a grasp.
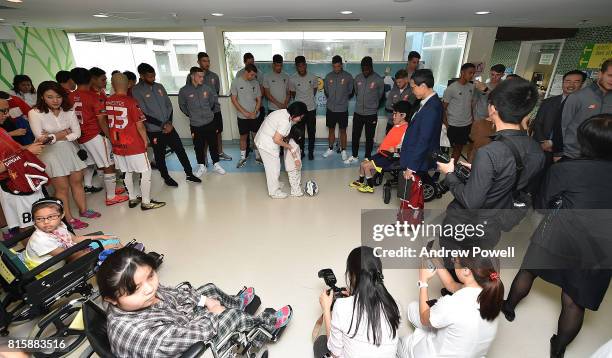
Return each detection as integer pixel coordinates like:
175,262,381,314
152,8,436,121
457,256,505,321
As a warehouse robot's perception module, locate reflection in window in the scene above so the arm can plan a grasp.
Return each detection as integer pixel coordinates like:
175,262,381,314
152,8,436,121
223,32,386,80
404,31,468,94
69,32,205,93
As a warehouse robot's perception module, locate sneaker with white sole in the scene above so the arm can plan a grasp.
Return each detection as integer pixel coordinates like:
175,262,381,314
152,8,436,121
213,163,226,175
270,190,288,199
236,158,247,168
219,152,232,161
194,164,207,178
344,156,359,165
255,156,263,165
322,148,334,158
341,150,348,161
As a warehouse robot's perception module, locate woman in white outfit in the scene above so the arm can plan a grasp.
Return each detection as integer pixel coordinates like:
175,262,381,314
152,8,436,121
28,81,99,230
254,101,306,199
398,256,504,358
315,246,400,358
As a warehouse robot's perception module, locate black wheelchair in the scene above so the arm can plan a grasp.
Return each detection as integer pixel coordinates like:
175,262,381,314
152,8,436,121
80,283,286,358
0,226,103,355
0,228,163,357
372,154,445,204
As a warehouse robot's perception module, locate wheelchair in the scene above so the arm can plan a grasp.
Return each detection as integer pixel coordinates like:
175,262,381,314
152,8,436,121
0,227,163,357
372,154,446,204
0,226,103,354
80,283,286,358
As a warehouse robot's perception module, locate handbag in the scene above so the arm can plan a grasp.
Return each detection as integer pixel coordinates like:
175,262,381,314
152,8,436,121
495,136,532,232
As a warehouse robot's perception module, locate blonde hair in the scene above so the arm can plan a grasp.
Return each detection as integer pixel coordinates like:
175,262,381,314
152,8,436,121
111,73,128,91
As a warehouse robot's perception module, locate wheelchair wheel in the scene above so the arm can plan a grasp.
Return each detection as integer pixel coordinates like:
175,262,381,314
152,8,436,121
423,183,436,202
383,185,392,204
373,173,383,187
30,300,87,357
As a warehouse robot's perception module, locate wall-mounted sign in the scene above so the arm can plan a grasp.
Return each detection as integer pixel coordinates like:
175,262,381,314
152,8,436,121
539,53,555,65
579,43,612,69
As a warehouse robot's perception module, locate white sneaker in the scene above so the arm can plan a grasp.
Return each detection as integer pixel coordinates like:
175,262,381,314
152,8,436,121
270,190,288,199
291,189,304,197
341,150,348,161
322,148,334,158
213,163,226,175
344,156,359,165
194,164,207,178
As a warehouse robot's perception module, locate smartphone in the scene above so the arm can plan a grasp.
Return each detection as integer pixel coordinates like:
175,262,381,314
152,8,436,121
42,136,54,145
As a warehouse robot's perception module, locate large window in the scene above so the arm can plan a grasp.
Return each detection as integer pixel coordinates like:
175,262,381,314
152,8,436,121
224,31,386,80
68,32,205,93
404,31,468,94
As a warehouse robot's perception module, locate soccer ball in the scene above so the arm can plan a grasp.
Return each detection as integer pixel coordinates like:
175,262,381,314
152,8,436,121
304,180,319,196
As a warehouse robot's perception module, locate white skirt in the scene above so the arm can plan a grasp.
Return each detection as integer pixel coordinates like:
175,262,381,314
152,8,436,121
41,141,87,178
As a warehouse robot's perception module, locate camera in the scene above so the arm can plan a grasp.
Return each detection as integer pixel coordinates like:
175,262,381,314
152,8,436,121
318,269,346,309
431,151,471,183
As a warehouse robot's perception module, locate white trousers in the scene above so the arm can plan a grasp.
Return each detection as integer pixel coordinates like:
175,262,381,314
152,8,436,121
259,149,281,196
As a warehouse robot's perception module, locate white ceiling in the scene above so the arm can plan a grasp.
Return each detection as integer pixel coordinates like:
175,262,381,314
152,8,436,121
0,0,611,30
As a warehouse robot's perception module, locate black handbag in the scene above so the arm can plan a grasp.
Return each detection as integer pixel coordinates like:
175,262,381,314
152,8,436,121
496,136,532,232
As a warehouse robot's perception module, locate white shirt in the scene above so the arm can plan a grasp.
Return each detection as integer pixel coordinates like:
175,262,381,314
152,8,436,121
328,296,399,358
254,109,292,156
28,108,81,142
24,224,75,272
429,287,498,357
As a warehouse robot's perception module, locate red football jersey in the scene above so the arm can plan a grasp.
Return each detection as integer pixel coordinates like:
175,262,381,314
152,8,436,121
68,89,106,144
105,94,146,156
0,128,23,181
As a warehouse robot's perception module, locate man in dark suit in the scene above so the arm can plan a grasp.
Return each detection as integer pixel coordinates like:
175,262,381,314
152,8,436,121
400,69,443,202
532,70,586,161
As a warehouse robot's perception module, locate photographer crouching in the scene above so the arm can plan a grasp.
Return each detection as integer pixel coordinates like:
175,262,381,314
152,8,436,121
437,78,546,265
314,246,400,358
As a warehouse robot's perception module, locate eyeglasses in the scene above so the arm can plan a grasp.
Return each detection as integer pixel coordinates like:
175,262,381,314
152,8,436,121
0,108,9,114
34,214,61,223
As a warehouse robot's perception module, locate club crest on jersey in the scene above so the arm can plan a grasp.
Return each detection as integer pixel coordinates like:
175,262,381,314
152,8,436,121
370,82,376,89
145,94,151,98
189,94,194,98
341,79,345,85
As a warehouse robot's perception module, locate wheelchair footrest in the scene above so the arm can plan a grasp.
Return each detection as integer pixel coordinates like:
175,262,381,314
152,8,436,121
245,295,261,315
261,308,287,342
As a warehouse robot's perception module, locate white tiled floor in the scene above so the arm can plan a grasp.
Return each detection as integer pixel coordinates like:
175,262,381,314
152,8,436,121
6,166,611,357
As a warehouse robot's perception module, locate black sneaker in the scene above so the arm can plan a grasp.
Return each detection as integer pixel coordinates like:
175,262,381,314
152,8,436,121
186,174,202,183
308,152,314,161
163,177,179,187
128,197,142,208
84,186,103,194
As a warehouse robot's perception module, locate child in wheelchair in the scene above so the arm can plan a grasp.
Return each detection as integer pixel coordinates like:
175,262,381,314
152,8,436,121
349,101,409,194
97,247,293,358
23,197,129,276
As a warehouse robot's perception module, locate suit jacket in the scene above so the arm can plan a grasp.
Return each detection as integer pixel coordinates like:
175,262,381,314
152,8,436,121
400,93,443,172
533,95,564,143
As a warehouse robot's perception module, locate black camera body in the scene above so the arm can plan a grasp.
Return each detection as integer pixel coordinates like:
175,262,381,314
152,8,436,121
318,269,346,309
431,151,471,183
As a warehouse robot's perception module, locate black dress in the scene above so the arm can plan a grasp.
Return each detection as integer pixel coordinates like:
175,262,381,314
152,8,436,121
522,159,612,310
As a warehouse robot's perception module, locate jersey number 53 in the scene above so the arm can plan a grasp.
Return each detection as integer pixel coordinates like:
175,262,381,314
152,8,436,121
106,106,129,129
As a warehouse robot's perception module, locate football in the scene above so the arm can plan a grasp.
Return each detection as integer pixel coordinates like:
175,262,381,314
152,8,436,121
304,180,319,196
